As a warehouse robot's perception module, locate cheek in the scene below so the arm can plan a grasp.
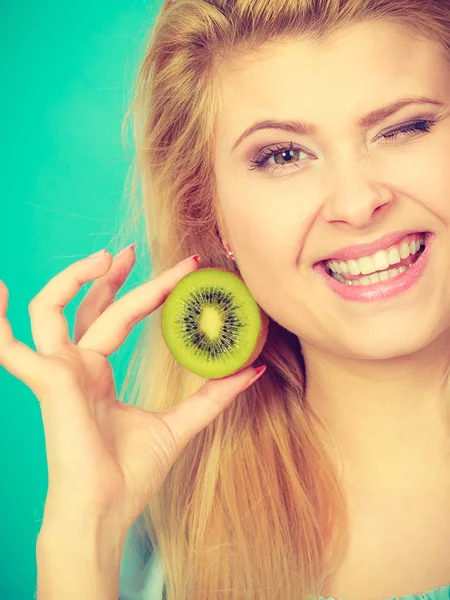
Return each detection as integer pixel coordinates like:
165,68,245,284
220,171,321,243
416,151,450,222
383,137,450,221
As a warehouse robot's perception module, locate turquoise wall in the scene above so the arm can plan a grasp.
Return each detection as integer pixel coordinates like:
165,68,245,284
0,2,161,597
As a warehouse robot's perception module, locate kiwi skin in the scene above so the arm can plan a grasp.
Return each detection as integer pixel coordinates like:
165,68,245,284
162,267,269,379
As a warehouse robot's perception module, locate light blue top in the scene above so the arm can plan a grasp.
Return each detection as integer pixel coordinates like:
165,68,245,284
119,521,450,600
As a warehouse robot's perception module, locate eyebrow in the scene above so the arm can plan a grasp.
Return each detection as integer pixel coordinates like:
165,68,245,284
231,96,444,153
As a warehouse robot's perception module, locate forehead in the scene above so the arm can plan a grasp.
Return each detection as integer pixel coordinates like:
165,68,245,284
215,21,448,142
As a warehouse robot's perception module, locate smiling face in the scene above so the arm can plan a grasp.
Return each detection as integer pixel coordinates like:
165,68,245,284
213,20,450,360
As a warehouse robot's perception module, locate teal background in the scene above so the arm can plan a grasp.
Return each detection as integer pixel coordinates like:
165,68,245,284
1,1,161,597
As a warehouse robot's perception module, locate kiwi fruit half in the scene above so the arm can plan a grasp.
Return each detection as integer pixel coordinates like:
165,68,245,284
161,268,269,379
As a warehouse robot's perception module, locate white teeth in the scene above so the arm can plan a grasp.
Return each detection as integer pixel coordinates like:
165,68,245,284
399,241,410,259
348,259,360,276
358,275,371,286
388,247,401,265
358,256,374,275
372,249,390,272
340,261,349,274
331,265,410,285
326,236,425,277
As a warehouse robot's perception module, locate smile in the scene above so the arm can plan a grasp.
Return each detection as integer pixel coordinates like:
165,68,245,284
313,231,434,302
325,232,425,286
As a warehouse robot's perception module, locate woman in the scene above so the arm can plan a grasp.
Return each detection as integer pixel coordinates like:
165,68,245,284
2,0,450,598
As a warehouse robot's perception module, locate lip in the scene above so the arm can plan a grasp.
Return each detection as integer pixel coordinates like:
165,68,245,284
313,232,435,302
315,230,429,263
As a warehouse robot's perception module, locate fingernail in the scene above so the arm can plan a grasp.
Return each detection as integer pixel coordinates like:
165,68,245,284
178,254,201,266
116,243,137,258
88,249,108,259
239,365,267,392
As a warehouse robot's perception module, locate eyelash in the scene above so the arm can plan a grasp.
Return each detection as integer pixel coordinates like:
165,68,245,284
247,117,438,175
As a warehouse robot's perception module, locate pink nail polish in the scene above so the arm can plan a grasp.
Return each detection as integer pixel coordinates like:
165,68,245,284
239,365,267,392
116,243,137,258
178,254,201,266
88,249,108,259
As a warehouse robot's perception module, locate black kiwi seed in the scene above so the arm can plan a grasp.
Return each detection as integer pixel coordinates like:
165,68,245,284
161,268,269,379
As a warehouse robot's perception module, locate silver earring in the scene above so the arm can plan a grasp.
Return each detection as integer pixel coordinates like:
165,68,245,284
225,243,235,261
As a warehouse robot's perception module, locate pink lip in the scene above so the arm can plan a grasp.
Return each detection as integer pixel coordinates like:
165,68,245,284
317,230,428,263
313,232,435,302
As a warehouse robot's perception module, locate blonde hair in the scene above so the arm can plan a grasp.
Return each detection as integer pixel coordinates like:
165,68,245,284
117,1,450,598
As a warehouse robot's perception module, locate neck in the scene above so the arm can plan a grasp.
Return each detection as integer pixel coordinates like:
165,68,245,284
303,331,450,495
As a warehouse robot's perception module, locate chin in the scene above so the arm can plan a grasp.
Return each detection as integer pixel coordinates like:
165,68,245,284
338,323,447,361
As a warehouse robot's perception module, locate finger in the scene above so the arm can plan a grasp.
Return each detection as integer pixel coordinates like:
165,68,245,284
161,365,267,451
73,245,136,344
77,255,201,356
29,250,114,355
0,280,49,392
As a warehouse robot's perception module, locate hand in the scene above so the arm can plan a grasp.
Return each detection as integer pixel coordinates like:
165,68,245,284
0,247,265,534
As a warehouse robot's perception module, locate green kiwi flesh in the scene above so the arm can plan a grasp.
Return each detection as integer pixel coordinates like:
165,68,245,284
161,268,268,379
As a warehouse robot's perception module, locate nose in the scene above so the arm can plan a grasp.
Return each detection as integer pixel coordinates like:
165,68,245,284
321,153,394,229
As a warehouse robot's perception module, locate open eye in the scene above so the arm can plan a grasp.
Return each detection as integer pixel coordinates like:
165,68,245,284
248,142,311,174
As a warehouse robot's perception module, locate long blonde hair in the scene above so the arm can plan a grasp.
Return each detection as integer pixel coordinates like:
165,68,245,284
117,1,450,597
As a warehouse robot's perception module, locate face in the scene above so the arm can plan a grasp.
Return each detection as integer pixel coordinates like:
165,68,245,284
214,20,450,360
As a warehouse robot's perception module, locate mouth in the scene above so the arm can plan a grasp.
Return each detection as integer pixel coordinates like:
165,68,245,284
312,231,434,302
321,231,430,286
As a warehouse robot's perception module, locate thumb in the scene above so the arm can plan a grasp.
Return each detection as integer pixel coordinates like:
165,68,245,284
160,365,267,450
